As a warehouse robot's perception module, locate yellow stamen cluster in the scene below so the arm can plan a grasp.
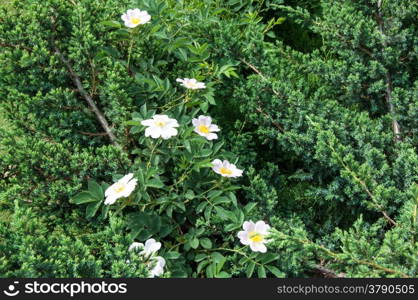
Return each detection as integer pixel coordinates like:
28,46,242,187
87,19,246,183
131,17,141,24
198,125,210,134
219,167,233,175
249,232,264,243
113,183,126,193
155,121,166,127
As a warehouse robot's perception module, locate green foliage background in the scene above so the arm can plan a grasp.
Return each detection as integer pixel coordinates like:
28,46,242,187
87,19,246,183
0,0,417,277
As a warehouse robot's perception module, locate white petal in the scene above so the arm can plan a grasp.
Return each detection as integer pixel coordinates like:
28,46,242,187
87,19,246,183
206,133,218,140
105,184,114,197
124,20,136,28
161,127,177,139
145,127,162,138
209,124,220,132
222,160,231,169
129,242,144,252
255,221,269,234
166,118,179,127
243,221,255,232
132,8,141,15
141,119,155,126
141,14,151,24
104,194,118,205
119,173,134,184
237,231,250,245
143,239,161,256
202,116,212,125
192,118,199,127
250,242,267,253
155,256,166,267
121,179,137,197
121,14,129,22
211,159,222,167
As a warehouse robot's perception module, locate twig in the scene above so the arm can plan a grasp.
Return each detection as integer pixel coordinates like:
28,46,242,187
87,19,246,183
0,43,33,52
79,131,109,136
256,105,285,133
240,58,281,97
55,47,120,147
313,264,345,278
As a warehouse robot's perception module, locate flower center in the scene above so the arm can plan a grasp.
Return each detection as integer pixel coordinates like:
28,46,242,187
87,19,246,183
219,167,232,175
198,125,210,134
186,82,197,88
131,17,141,25
113,183,126,194
155,121,166,127
249,232,264,243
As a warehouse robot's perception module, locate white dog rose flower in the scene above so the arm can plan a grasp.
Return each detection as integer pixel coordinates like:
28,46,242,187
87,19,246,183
211,159,243,178
141,115,179,139
104,173,137,205
237,220,271,253
176,78,206,89
192,115,220,140
121,9,151,28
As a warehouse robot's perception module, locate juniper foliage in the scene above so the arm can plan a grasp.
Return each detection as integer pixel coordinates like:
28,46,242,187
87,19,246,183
0,0,416,277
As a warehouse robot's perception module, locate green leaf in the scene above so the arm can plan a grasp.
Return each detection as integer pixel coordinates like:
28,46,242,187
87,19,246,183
86,201,102,218
88,180,103,200
244,202,257,214
214,207,235,221
197,148,212,158
196,201,208,213
124,120,142,126
257,265,267,278
146,178,165,189
165,251,181,260
200,238,212,249
266,265,285,278
100,20,122,29
208,190,222,199
211,252,225,264
70,191,99,204
190,238,199,249
215,271,231,278
184,140,192,153
213,196,230,205
246,261,256,277
260,253,279,264
136,169,145,186
204,206,212,221
194,254,207,262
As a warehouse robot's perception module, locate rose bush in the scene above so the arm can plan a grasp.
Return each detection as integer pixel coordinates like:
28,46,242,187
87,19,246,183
0,0,416,278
